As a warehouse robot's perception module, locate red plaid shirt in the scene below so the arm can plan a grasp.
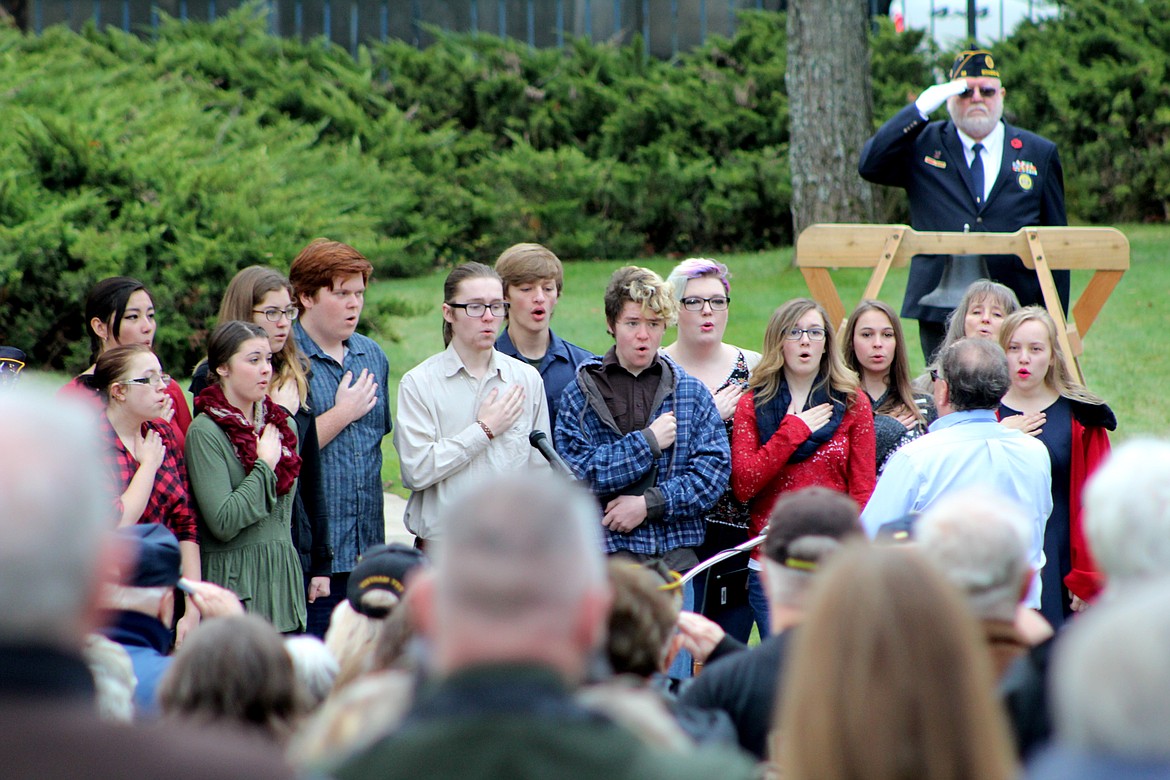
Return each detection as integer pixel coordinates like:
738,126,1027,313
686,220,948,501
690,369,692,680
100,413,198,543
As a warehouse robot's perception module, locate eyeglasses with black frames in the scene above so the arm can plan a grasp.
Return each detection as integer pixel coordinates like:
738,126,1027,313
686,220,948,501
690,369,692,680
680,296,730,312
448,301,510,318
959,86,999,99
252,306,300,322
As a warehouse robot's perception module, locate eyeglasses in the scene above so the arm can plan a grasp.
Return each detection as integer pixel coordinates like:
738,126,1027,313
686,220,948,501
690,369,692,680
681,296,730,312
959,86,1000,99
123,373,172,389
929,368,942,383
449,301,510,318
785,327,827,342
253,306,299,322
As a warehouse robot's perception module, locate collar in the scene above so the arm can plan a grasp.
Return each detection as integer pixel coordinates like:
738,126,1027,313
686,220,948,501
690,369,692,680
928,408,999,433
439,343,504,380
0,643,96,701
496,328,572,364
293,321,364,362
956,120,1005,160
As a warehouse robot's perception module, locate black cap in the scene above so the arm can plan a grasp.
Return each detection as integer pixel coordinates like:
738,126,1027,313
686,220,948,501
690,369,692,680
763,487,863,571
346,543,427,618
950,49,1000,81
117,524,181,588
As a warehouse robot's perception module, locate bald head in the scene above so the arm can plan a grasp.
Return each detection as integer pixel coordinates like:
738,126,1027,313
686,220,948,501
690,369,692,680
0,385,115,645
938,338,1010,412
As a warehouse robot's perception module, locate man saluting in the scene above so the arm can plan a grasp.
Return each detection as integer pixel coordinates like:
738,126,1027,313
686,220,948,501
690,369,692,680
859,49,1067,362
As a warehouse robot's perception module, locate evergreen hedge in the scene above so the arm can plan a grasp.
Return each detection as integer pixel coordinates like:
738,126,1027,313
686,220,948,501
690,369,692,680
4,2,1161,372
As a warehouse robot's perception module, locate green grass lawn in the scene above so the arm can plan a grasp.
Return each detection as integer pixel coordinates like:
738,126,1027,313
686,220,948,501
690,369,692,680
369,223,1169,496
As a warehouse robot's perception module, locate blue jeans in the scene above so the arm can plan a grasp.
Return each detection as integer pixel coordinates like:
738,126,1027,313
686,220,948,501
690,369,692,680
747,570,771,639
667,580,695,679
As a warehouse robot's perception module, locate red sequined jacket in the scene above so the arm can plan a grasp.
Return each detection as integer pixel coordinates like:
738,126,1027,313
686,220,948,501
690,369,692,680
731,390,876,552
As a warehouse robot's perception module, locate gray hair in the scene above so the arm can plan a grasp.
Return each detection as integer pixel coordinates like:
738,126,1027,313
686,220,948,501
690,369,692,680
284,635,339,710
435,475,606,625
916,491,1031,621
0,384,115,645
939,338,1009,411
1052,577,1170,760
1084,439,1170,593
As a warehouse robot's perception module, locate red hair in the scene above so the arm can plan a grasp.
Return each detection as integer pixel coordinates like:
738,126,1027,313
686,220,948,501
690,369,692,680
289,239,373,303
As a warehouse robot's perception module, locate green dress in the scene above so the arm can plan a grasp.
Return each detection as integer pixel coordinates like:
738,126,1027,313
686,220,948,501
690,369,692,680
185,413,306,632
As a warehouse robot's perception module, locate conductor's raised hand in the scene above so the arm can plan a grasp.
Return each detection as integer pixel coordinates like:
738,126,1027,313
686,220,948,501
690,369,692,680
914,79,970,116
477,384,525,437
333,369,378,424
646,411,677,450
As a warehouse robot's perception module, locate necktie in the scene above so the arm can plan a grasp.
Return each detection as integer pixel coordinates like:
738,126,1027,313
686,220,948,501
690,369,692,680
970,142,985,205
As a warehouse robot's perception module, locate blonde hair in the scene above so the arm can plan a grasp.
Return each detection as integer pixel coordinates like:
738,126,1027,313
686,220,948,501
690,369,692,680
750,298,859,406
998,306,1105,406
604,266,678,329
775,544,1016,779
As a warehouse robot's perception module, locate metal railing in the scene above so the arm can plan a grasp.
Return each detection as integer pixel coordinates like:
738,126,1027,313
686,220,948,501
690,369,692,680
31,0,786,57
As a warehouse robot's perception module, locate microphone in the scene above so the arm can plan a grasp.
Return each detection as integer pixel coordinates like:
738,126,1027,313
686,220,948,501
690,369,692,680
529,430,575,478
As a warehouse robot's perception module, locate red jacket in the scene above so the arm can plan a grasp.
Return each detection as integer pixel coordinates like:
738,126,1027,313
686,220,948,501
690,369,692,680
1064,415,1112,600
731,390,875,550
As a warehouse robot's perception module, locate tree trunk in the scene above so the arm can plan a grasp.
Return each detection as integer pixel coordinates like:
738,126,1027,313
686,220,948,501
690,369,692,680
786,0,876,249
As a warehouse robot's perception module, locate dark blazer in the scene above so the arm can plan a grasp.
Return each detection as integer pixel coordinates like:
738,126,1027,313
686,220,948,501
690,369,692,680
859,103,1068,322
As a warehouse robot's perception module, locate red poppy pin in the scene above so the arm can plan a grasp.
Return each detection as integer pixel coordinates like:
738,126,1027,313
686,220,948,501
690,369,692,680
1010,138,1023,149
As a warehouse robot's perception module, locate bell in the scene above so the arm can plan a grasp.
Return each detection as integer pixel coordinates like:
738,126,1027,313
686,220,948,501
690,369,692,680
917,254,991,310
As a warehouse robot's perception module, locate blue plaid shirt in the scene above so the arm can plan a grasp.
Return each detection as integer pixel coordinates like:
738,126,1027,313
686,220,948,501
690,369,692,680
555,354,729,556
293,322,392,573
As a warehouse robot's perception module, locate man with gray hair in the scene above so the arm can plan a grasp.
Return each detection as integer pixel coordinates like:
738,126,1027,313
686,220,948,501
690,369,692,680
0,386,292,777
861,338,1051,608
917,490,1035,679
679,487,864,760
1027,579,1170,779
336,475,755,779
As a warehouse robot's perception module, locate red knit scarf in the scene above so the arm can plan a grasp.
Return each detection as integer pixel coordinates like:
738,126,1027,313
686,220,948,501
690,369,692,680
194,384,302,495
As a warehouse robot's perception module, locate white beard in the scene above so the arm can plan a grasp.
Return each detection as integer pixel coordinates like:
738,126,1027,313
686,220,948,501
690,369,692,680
948,102,1003,141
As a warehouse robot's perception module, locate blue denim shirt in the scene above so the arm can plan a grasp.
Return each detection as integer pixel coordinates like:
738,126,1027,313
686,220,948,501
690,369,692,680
495,328,594,428
293,321,392,573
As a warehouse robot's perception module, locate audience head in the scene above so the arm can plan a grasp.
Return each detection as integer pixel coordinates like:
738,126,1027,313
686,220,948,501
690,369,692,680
0,387,115,646
416,475,609,681
604,561,683,678
942,279,1020,349
159,614,301,744
1083,439,1170,595
284,635,339,713
441,262,505,348
753,298,857,404
85,276,156,363
0,345,27,389
760,487,863,621
916,490,1032,621
102,524,182,627
776,544,1015,780
1048,579,1170,765
935,338,1010,412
